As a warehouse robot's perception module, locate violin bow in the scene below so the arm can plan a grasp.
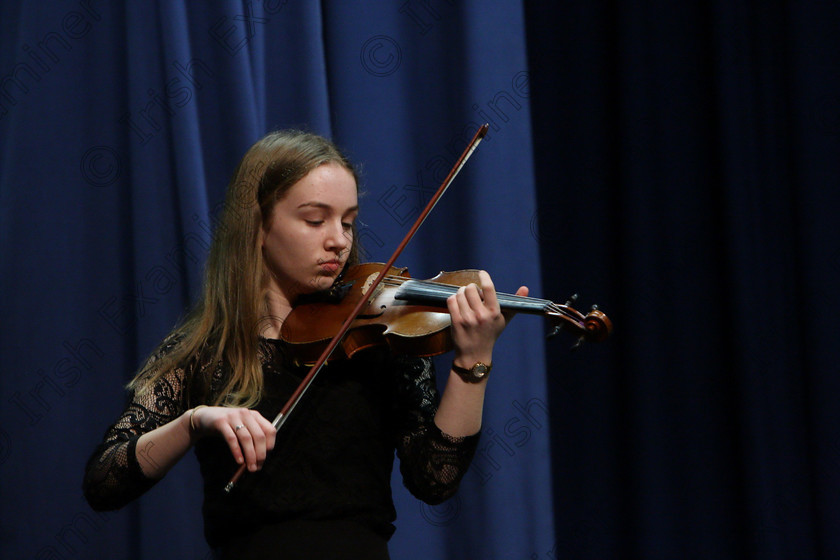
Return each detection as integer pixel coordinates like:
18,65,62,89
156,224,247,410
225,123,490,493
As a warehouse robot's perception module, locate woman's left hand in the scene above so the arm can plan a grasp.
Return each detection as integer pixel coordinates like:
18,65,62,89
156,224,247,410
446,270,529,367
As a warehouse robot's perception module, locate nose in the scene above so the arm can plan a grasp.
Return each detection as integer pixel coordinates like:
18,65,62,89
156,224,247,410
325,220,352,254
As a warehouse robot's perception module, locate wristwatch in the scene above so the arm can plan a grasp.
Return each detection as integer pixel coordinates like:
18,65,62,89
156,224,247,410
451,361,492,383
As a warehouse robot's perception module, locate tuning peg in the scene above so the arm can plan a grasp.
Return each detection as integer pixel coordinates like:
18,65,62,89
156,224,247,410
564,293,579,306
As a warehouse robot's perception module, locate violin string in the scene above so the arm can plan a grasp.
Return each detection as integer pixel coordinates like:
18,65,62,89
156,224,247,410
392,277,553,313
382,275,586,328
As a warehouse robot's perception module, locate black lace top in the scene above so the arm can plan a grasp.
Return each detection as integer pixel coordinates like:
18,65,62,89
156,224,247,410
83,338,479,548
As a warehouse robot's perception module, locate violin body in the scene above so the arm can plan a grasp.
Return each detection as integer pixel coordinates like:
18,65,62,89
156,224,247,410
280,263,612,365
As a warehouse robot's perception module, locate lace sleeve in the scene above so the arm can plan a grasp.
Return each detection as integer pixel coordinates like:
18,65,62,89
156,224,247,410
394,356,480,505
82,347,189,511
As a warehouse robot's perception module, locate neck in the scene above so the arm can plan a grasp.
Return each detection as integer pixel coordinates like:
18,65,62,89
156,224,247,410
261,287,294,339
394,279,549,314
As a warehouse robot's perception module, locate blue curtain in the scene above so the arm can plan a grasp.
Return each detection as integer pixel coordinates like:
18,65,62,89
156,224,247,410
2,1,838,559
1,2,549,559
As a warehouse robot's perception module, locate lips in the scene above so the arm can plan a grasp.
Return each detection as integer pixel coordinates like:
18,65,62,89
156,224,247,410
319,260,342,273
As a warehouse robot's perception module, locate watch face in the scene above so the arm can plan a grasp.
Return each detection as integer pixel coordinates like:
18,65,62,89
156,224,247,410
453,361,491,382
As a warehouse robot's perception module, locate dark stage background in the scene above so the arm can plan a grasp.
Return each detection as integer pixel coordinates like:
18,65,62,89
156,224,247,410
1,1,838,559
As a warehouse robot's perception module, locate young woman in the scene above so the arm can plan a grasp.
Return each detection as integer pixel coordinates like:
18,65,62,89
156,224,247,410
83,130,528,559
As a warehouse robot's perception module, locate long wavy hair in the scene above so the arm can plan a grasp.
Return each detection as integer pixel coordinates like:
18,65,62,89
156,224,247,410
128,130,360,407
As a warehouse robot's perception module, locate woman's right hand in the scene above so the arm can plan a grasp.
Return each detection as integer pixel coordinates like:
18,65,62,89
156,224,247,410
191,406,277,472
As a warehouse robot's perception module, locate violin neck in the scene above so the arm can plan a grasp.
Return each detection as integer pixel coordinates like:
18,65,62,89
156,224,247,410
394,279,550,315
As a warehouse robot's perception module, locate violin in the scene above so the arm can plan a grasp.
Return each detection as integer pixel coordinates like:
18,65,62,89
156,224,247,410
281,262,612,365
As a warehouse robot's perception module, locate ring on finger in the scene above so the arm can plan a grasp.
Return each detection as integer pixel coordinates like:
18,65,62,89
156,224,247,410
235,425,245,432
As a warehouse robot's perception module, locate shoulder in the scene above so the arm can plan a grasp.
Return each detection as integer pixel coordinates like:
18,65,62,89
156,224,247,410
132,333,216,396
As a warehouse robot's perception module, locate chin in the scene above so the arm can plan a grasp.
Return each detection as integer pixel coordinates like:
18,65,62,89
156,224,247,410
310,275,338,292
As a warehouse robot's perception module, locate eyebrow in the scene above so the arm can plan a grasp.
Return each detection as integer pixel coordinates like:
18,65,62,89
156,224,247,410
297,202,359,214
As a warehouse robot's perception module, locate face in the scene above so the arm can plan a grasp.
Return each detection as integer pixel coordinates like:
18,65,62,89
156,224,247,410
261,162,358,303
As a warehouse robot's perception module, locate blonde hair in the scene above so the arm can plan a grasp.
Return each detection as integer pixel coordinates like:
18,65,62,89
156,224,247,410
128,130,359,407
